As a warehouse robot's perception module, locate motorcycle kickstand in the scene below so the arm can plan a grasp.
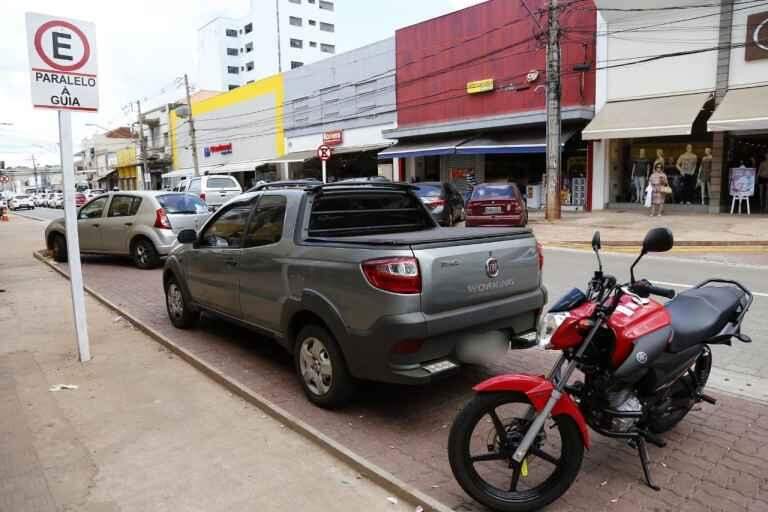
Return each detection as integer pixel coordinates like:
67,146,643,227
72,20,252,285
636,437,661,492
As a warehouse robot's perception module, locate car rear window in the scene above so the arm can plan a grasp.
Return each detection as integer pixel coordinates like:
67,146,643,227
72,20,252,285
471,185,517,200
309,190,433,237
413,184,442,198
206,177,239,189
157,194,208,214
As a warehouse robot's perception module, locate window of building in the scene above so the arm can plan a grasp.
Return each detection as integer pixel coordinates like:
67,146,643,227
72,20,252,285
309,19,316,26
289,16,302,27
291,61,304,69
319,0,334,11
245,42,253,53
289,0,301,3
226,48,238,56
225,29,238,37
308,0,315,3
244,23,252,34
227,66,239,74
228,84,239,90
246,61,254,71
320,43,335,54
319,22,334,32
309,41,317,48
290,38,303,49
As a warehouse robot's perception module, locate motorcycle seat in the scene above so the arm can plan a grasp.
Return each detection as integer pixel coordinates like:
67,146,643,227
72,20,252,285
665,286,744,353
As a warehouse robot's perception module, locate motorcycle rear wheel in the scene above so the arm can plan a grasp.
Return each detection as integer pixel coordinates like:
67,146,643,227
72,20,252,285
448,392,584,512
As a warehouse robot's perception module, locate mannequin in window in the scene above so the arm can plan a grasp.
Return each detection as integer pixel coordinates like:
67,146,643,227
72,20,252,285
631,148,651,203
676,144,698,204
699,147,713,205
654,149,665,172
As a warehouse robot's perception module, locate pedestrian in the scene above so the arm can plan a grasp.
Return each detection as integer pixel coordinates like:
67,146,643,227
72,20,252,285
648,162,670,217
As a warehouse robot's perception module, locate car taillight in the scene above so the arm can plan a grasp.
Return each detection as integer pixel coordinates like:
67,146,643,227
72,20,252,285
154,208,172,229
424,198,446,210
510,201,522,214
536,241,544,270
361,257,421,294
200,193,206,202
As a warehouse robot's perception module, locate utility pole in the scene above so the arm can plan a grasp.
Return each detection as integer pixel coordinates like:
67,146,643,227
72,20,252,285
31,154,39,190
136,100,148,190
183,74,201,177
545,0,562,221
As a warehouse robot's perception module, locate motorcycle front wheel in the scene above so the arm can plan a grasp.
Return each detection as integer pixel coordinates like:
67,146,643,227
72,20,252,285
448,392,584,512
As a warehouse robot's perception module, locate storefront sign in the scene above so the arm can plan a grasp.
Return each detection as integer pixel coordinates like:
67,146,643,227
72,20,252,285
323,130,343,146
746,11,768,61
204,143,233,157
466,78,494,95
729,167,756,197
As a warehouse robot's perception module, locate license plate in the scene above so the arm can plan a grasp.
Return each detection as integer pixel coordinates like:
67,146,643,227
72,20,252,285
423,360,458,374
485,206,502,214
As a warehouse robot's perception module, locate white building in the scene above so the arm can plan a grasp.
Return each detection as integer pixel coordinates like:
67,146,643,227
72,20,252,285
197,0,338,92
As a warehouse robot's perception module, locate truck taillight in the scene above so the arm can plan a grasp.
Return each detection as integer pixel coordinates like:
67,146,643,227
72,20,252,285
536,241,544,270
361,257,421,294
154,208,172,229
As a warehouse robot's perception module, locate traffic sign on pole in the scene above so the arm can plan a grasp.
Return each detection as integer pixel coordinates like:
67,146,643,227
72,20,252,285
317,144,332,183
26,12,96,363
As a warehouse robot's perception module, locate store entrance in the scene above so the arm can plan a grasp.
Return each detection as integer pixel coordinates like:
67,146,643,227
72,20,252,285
728,134,768,214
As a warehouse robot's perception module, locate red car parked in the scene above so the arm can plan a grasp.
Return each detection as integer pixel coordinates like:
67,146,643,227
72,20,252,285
465,183,528,227
74,192,87,207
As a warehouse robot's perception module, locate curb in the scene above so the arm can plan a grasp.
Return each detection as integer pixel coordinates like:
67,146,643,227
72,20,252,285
33,250,455,512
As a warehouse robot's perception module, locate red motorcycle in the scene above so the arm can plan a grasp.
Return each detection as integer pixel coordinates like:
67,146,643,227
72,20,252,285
448,228,753,512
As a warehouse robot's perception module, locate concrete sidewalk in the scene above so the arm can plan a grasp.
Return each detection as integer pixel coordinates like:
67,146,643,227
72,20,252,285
0,219,421,511
530,210,768,245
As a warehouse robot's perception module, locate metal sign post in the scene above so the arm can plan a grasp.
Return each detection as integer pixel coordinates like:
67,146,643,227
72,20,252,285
26,12,98,362
317,144,332,183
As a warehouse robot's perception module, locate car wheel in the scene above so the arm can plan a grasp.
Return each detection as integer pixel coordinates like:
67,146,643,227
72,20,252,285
51,234,68,263
165,275,198,329
131,238,161,269
294,325,354,408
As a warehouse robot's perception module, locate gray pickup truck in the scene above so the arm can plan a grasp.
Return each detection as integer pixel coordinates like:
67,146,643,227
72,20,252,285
163,182,546,407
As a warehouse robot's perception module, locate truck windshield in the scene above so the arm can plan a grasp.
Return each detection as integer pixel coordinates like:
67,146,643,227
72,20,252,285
309,190,434,237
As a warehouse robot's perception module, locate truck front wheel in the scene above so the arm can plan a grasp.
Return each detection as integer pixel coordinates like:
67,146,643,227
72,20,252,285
294,325,354,408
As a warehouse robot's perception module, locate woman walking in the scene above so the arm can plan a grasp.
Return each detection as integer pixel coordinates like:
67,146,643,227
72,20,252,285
648,163,670,217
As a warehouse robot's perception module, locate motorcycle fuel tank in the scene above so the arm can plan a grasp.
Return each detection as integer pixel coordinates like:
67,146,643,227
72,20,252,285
607,295,671,368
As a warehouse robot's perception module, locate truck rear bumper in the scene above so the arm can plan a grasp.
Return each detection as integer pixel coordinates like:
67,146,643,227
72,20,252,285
340,286,547,385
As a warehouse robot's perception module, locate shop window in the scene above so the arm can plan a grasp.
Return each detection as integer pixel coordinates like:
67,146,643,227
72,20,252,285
225,29,237,37
289,16,302,27
320,43,335,54
227,66,239,74
290,38,303,49
291,61,304,69
320,22,334,32
226,48,238,56
244,23,252,34
319,0,334,11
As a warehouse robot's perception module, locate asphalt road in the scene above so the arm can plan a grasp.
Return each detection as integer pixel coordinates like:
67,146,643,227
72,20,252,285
11,206,63,222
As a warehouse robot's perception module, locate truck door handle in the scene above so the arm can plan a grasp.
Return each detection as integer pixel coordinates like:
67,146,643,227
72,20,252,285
92,224,100,228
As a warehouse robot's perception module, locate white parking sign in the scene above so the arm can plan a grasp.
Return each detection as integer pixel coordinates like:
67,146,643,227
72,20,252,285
26,12,98,112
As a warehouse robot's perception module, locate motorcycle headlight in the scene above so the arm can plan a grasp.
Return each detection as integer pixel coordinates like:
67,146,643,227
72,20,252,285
537,312,570,349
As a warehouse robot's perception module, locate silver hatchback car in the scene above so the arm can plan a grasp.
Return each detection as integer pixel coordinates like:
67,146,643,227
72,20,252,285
45,191,210,269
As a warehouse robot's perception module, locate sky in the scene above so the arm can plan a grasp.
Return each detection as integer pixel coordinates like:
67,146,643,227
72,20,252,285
0,0,484,168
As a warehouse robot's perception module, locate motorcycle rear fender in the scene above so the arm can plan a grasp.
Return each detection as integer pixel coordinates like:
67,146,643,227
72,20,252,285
474,374,591,449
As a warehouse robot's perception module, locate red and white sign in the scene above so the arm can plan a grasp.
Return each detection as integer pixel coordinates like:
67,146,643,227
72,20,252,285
0,176,10,184
323,130,343,146
26,12,99,112
317,144,333,161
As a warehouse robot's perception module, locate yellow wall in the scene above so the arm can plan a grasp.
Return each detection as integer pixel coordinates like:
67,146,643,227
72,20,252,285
170,73,285,169
117,146,137,167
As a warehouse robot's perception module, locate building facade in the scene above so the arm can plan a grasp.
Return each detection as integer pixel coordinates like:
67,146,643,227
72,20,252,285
587,0,768,213
197,0,338,92
77,128,134,189
279,37,397,181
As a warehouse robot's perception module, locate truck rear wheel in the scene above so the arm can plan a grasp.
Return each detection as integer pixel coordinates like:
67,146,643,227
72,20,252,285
294,325,354,408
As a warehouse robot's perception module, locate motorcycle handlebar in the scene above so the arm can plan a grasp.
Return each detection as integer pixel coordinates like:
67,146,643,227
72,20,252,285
631,280,676,299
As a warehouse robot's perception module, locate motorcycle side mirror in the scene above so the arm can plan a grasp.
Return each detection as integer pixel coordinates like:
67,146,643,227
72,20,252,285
592,231,601,251
642,228,674,254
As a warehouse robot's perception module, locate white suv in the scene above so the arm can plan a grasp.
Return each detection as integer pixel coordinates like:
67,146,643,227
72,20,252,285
181,175,242,210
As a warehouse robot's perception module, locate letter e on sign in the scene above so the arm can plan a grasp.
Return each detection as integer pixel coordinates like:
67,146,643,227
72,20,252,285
26,12,99,112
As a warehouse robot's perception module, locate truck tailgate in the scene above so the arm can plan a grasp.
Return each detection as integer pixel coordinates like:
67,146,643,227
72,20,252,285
414,232,539,315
